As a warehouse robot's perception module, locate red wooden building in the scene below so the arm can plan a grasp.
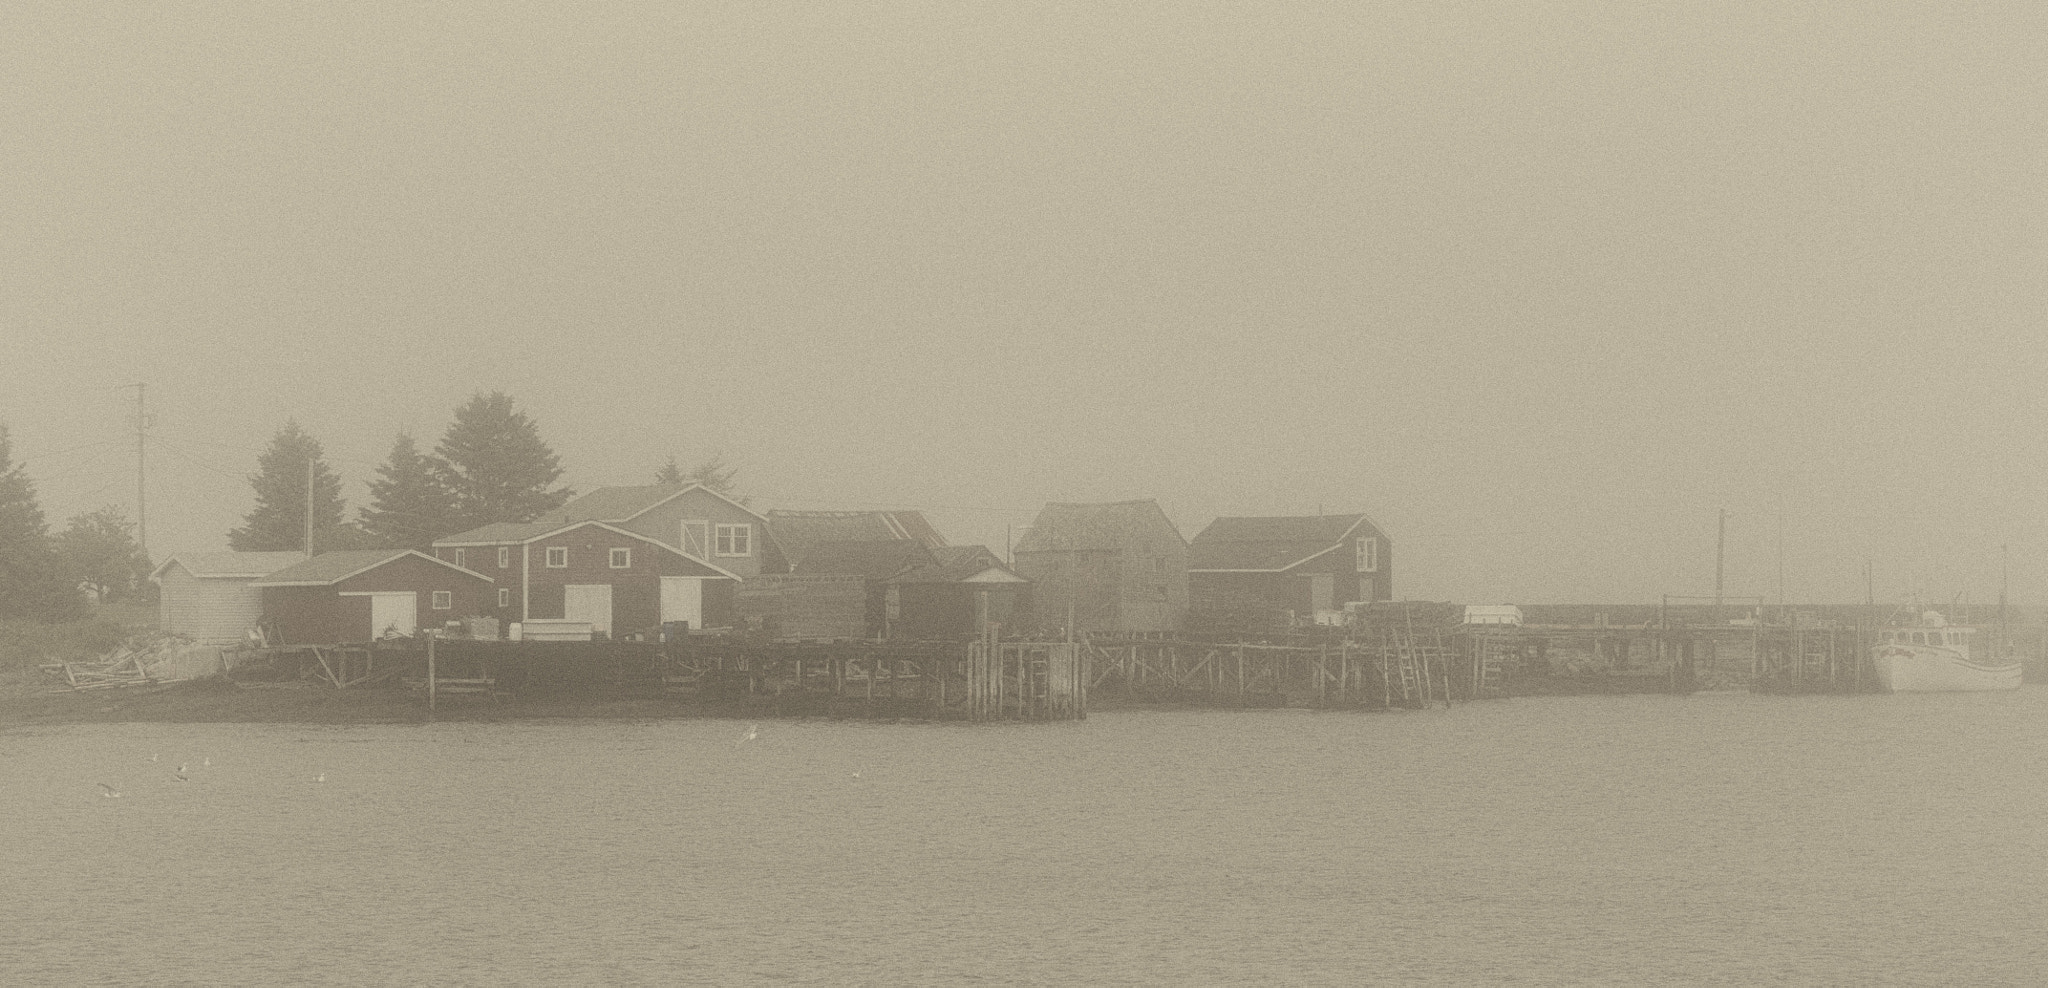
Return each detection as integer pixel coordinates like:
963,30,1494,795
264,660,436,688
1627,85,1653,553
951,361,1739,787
432,520,739,637
253,550,496,645
1186,514,1392,634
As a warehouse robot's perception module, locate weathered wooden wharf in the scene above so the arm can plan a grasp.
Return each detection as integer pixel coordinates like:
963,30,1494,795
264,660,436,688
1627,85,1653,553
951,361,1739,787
226,598,2045,721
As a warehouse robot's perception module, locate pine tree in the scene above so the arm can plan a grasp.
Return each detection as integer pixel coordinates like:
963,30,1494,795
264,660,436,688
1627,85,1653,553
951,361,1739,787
360,432,460,547
655,452,746,504
436,392,572,530
0,424,87,621
54,506,151,603
228,420,348,552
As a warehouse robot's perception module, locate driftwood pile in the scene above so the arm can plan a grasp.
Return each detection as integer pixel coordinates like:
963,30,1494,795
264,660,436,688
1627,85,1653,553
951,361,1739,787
40,634,217,691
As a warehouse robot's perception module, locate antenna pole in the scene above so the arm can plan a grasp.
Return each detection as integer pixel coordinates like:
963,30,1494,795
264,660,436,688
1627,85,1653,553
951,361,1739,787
134,383,147,558
305,455,315,558
1715,508,1726,622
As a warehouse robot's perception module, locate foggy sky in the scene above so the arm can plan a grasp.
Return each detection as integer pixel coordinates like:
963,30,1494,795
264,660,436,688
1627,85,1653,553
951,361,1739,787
5,3,2044,606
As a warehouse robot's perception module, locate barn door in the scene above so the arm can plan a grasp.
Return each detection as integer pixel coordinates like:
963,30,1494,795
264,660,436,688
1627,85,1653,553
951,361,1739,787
660,577,703,629
680,520,710,558
370,592,417,639
564,584,613,636
1310,574,1335,613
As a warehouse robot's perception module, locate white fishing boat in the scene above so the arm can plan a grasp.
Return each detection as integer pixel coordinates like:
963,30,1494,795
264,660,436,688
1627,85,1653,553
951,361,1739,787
1870,611,2020,692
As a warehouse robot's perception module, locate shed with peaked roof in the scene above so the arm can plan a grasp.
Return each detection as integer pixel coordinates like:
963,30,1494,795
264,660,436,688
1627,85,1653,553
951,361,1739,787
253,550,496,645
1011,500,1187,634
886,545,1031,640
1187,514,1392,634
149,552,310,643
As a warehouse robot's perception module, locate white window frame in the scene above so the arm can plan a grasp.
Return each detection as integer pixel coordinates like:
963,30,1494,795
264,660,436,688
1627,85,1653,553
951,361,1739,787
610,547,631,569
431,591,452,610
453,549,466,569
497,547,510,569
1356,537,1379,573
497,588,511,608
545,546,568,568
715,523,752,557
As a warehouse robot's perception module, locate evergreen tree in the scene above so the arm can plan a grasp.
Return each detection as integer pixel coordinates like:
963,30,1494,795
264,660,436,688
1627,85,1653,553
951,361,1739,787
0,424,87,621
655,452,747,504
436,392,572,530
228,420,348,552
360,432,459,547
54,505,150,603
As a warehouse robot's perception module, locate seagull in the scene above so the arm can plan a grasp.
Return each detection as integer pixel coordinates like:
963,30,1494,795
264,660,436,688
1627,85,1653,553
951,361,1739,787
851,770,863,780
98,783,121,798
174,772,188,783
315,773,326,783
177,763,188,774
146,753,158,763
202,757,211,768
736,723,759,746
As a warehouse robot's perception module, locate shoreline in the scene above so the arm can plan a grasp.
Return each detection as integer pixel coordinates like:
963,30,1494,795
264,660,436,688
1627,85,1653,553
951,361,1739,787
3,672,1739,728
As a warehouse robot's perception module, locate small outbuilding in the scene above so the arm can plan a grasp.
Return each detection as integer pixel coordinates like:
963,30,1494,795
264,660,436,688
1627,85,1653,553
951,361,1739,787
253,550,496,645
150,552,310,644
886,546,1031,640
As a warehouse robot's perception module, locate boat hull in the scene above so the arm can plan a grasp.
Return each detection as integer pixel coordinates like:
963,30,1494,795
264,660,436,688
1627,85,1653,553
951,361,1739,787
1871,645,2021,692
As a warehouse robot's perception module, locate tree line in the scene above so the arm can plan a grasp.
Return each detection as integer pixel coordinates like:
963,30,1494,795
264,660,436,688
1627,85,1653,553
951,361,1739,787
0,424,148,621
0,391,737,623
230,390,739,553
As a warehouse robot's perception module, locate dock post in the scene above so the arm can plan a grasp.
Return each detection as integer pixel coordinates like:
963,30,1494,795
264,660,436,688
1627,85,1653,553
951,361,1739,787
427,633,437,713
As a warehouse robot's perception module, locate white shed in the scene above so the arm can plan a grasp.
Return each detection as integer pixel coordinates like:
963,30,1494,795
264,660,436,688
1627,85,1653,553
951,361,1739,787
1463,604,1524,626
150,552,306,643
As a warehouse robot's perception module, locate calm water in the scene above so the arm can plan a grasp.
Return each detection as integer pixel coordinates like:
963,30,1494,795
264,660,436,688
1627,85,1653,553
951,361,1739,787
5,691,2046,986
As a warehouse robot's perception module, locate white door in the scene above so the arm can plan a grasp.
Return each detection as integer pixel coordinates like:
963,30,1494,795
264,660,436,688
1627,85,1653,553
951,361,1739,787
564,584,613,636
370,592,416,639
660,577,703,629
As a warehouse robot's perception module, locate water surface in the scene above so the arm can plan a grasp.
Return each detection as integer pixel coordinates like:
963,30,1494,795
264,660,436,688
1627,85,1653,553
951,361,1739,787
5,691,2044,985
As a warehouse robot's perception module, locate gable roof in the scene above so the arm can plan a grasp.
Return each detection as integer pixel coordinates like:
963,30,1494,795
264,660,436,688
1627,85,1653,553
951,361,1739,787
435,483,769,546
767,509,948,560
1188,514,1375,572
252,550,495,587
890,545,1029,584
434,520,560,545
559,482,769,525
150,551,309,582
791,539,937,580
1011,500,1187,554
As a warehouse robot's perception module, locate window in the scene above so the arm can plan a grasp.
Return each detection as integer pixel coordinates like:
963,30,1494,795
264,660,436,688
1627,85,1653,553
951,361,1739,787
546,546,568,568
498,547,510,569
610,548,631,569
498,588,511,608
1356,537,1379,573
453,549,466,569
715,523,751,557
431,591,452,610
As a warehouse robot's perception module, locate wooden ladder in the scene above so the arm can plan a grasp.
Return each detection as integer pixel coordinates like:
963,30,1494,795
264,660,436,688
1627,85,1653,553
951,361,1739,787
1393,641,1423,707
1476,641,1506,698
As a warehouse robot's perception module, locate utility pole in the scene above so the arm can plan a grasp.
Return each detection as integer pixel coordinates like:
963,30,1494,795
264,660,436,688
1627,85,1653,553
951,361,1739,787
1776,493,1784,610
1714,507,1727,622
305,456,315,558
133,383,148,558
